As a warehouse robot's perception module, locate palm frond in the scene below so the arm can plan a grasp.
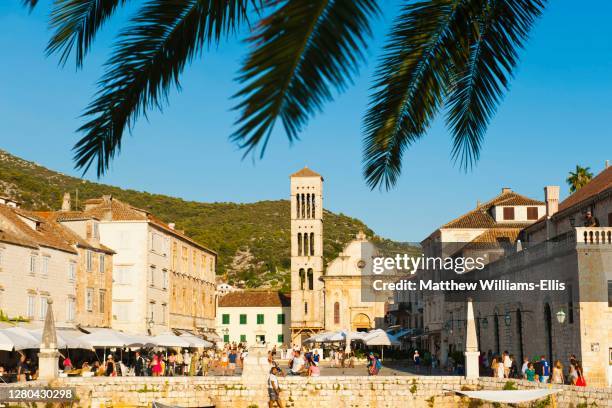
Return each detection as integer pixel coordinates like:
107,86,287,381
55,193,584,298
22,0,38,11
232,0,379,157
73,0,257,176
46,0,129,68
445,0,545,169
362,0,473,190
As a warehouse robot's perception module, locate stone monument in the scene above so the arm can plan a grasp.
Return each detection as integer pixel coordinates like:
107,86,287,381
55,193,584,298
464,298,480,379
241,343,271,384
38,298,60,380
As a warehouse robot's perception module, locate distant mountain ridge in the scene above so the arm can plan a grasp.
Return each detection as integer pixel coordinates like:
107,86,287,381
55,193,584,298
0,149,416,290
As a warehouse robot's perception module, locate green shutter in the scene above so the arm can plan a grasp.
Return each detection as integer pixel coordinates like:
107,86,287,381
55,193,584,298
277,334,284,343
257,314,264,324
240,334,246,342
222,314,230,324
240,314,247,324
223,334,229,343
277,313,285,324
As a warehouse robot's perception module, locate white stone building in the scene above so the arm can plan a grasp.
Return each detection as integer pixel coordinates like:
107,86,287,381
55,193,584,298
217,291,290,347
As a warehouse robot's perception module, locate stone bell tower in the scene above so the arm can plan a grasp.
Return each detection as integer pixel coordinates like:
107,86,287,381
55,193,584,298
290,167,324,345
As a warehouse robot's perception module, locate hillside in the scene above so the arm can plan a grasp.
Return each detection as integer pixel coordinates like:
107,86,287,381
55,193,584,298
0,150,416,290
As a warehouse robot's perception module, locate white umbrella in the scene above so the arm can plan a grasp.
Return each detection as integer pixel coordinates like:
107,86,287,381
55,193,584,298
0,327,39,350
29,328,93,349
0,331,19,351
77,329,135,347
363,329,400,361
148,332,191,348
179,334,213,348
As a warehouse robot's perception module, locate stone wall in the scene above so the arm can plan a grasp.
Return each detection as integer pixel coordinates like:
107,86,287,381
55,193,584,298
5,376,611,408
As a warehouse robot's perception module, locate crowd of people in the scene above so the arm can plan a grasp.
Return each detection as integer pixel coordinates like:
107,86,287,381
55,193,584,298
482,350,587,386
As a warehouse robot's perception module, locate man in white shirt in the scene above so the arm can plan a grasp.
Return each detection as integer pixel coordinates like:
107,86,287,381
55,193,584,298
289,351,305,375
183,350,191,375
503,351,511,378
268,366,284,408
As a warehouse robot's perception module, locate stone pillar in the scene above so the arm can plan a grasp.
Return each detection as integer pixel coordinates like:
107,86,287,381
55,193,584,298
464,298,480,379
241,344,270,384
38,298,60,380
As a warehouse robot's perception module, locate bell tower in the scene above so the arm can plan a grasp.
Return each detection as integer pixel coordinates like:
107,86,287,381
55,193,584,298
290,167,324,345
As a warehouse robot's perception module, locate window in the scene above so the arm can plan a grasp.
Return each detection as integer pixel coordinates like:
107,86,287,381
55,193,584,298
93,222,99,239
181,246,189,273
41,256,49,277
161,303,167,324
503,207,515,220
608,280,612,307
27,295,35,318
240,334,246,342
148,301,155,321
299,268,305,290
222,314,230,324
86,288,94,312
277,313,285,324
304,302,308,315
39,297,48,320
172,241,178,270
149,265,155,287
334,302,340,324
310,233,315,256
99,254,105,273
257,314,264,324
223,334,229,343
114,302,130,322
86,250,93,271
162,269,168,290
277,334,284,343
99,289,106,313
68,261,76,281
29,255,37,274
307,268,314,290
151,233,162,253
115,266,132,285
67,297,75,321
240,314,247,324
527,207,539,220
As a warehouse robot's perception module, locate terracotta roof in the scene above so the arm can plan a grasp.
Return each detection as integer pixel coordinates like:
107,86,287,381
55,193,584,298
441,190,544,229
558,166,612,213
290,167,323,179
469,228,522,243
0,205,77,254
82,196,216,255
34,212,114,254
219,291,290,307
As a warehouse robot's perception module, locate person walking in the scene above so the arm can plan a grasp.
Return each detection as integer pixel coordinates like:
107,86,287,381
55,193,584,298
268,366,284,408
525,363,536,382
502,351,511,378
538,355,550,383
105,355,117,377
551,360,564,384
413,350,420,373
183,350,192,376
574,362,586,387
151,354,162,377
134,351,146,376
521,357,529,379
367,352,381,376
16,354,27,382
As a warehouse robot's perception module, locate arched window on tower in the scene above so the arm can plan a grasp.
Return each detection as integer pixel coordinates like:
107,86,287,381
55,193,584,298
306,193,310,219
334,302,340,324
301,194,305,218
311,194,316,218
296,194,300,218
307,268,313,290
299,268,305,290
310,233,315,256
298,233,303,256
304,302,308,315
304,232,309,256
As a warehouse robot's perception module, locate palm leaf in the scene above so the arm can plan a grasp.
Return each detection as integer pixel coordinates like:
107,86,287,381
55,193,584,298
46,0,130,68
445,0,545,169
232,0,379,157
73,0,257,176
362,0,474,190
22,0,38,10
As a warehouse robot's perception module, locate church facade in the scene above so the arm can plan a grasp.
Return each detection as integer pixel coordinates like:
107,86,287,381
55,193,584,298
289,167,386,345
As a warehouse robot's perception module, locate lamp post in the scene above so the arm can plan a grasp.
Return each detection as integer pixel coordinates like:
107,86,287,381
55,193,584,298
504,312,512,327
556,309,566,324
481,317,489,330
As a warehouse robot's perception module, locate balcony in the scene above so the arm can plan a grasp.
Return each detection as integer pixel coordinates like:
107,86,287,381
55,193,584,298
575,227,612,244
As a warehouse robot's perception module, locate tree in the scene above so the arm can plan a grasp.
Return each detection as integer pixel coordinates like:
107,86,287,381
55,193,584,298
566,165,593,194
26,0,546,189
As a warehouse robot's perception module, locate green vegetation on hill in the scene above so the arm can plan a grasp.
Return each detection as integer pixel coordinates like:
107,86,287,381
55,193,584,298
0,150,416,290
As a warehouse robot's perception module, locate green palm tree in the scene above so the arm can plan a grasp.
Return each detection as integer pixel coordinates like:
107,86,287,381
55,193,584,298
566,165,593,193
25,0,546,189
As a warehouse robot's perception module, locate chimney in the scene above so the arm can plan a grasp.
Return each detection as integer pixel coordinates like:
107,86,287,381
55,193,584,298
544,186,559,218
606,160,610,169
61,192,71,212
476,200,481,208
102,195,113,204
501,187,512,194
168,223,175,230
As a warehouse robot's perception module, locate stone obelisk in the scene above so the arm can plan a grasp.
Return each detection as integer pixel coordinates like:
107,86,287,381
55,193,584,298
464,298,480,379
38,298,60,380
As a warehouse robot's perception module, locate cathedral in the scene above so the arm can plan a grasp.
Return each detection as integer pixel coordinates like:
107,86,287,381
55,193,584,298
289,167,387,345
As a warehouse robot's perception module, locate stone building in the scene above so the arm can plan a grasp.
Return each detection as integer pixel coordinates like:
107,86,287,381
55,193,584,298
217,290,290,346
289,168,387,345
78,196,217,335
417,165,612,386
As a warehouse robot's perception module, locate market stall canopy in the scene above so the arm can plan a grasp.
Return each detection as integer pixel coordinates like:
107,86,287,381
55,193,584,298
304,330,367,344
30,328,93,349
147,332,192,348
362,329,401,346
179,334,213,348
77,328,139,347
0,327,39,350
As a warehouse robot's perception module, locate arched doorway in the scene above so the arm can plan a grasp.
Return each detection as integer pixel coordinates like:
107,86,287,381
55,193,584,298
352,313,371,332
516,309,524,363
544,303,553,363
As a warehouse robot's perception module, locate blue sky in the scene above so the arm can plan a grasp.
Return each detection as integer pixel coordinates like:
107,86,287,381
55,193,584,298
0,1,610,242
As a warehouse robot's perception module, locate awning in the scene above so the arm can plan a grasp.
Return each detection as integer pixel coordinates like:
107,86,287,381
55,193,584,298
77,328,141,347
447,389,561,403
29,328,93,349
362,329,401,346
0,327,39,350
